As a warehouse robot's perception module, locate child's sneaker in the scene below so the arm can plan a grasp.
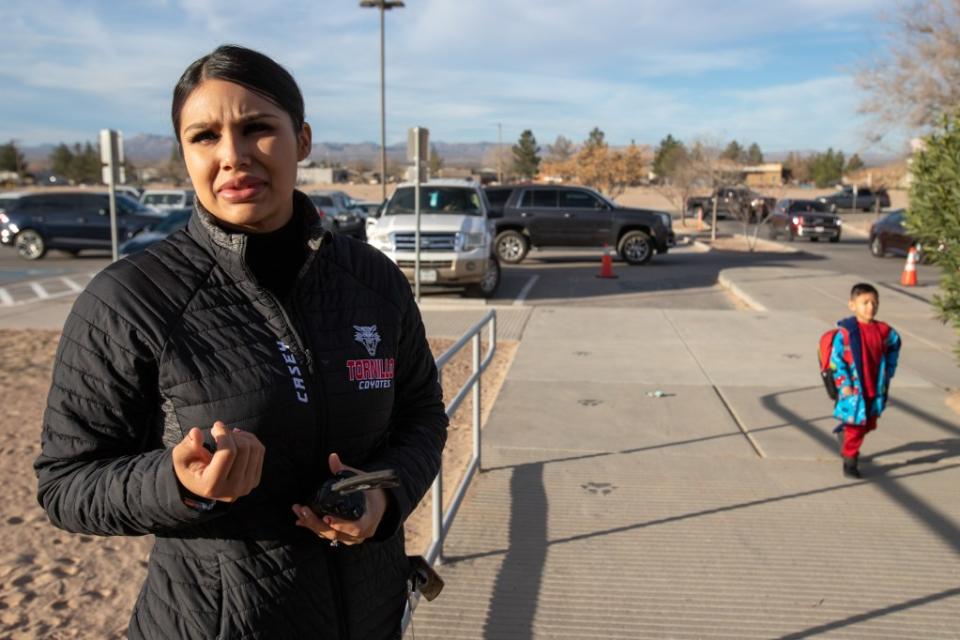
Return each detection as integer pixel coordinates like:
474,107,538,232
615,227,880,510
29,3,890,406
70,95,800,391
842,456,861,479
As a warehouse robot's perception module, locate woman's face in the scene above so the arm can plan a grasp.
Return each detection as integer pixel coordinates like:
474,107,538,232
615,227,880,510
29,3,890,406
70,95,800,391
178,79,311,233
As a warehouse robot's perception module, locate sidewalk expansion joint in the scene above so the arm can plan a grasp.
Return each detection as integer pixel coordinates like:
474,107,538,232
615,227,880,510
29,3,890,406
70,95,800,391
661,309,767,459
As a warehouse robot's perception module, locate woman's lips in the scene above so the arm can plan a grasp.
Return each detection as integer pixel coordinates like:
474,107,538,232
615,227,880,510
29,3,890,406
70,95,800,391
218,181,265,203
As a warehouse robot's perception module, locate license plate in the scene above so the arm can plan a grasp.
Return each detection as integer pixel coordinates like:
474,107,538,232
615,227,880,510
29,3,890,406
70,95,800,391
815,226,825,233
418,269,438,284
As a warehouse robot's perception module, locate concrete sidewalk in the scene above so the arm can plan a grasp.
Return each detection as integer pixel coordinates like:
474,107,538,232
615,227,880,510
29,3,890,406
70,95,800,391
410,303,959,636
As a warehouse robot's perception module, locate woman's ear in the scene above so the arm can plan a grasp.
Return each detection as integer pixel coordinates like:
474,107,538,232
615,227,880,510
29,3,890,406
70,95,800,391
297,123,313,161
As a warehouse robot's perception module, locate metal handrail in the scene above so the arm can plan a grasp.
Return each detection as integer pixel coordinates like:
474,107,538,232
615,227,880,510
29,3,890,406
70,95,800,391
402,308,497,632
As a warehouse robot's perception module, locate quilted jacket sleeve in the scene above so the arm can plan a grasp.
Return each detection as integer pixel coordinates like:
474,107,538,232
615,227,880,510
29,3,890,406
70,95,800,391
884,327,902,384
35,283,224,536
365,290,448,536
830,330,853,392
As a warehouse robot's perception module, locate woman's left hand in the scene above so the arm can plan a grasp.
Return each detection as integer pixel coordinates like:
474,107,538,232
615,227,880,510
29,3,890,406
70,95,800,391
291,453,388,546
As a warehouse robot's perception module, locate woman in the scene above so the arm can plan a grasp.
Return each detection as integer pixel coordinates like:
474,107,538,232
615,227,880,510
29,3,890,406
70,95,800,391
34,44,448,639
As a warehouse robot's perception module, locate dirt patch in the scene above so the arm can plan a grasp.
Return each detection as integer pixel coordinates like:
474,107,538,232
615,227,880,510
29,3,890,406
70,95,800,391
0,329,516,638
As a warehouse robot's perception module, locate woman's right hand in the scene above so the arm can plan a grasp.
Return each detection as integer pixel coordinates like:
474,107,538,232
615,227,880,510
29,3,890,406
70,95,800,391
172,421,265,502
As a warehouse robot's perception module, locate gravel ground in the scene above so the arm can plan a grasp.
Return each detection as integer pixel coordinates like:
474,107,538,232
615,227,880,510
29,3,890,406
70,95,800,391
0,330,515,639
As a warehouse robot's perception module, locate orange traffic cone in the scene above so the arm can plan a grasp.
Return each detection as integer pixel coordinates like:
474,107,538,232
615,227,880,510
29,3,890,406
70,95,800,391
900,245,919,286
597,244,618,279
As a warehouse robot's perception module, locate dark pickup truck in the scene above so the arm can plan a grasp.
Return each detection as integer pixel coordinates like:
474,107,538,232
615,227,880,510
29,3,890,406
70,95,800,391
484,184,673,265
686,186,776,222
817,186,890,212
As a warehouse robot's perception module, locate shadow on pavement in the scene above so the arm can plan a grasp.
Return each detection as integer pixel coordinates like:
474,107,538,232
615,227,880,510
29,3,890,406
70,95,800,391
452,463,960,568
481,462,547,640
777,585,960,640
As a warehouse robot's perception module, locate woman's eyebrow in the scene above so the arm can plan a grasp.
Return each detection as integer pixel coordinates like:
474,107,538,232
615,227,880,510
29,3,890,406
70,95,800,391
183,113,279,134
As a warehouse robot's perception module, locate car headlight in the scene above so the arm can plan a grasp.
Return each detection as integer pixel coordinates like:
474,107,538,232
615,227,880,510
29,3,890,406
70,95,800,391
456,231,487,251
0,213,8,224
837,218,843,226
368,231,395,251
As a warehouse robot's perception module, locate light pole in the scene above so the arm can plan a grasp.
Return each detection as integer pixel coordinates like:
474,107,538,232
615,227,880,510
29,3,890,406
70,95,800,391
360,0,404,204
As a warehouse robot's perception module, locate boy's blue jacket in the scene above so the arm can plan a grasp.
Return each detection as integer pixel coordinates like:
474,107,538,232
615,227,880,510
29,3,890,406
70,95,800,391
829,316,901,425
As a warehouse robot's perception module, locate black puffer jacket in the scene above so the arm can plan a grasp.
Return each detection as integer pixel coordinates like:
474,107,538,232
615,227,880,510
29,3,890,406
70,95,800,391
35,192,448,639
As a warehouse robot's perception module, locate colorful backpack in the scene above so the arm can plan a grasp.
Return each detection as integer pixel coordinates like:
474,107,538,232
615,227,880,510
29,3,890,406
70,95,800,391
817,329,841,400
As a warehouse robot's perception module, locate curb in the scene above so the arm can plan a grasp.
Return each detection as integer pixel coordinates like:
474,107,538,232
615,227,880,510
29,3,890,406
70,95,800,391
717,271,769,312
692,240,712,253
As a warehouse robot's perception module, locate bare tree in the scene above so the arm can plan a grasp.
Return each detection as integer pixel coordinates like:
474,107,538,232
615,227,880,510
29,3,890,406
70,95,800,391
856,0,960,136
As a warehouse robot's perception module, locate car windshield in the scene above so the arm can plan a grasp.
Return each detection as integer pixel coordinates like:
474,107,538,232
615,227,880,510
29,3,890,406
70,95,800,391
791,201,828,213
386,187,482,216
310,195,335,207
118,194,157,215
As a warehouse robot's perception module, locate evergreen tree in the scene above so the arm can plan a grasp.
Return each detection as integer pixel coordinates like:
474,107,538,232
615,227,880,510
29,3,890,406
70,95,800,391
907,113,960,360
845,153,865,173
512,130,541,179
721,140,744,162
76,142,102,184
0,141,26,174
809,148,845,188
50,143,74,180
653,134,688,181
428,144,443,177
746,142,764,164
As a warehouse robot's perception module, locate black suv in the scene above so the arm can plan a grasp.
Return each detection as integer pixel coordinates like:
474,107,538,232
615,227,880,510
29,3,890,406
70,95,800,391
485,184,673,265
0,191,163,260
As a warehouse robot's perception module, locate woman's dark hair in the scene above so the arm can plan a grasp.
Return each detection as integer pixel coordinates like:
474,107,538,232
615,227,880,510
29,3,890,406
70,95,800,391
172,44,305,143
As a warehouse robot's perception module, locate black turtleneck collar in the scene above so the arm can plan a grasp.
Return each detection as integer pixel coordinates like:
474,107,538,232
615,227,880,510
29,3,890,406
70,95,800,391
246,211,307,300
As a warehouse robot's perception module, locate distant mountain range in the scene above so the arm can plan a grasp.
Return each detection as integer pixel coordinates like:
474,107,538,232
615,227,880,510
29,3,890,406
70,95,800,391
18,134,900,169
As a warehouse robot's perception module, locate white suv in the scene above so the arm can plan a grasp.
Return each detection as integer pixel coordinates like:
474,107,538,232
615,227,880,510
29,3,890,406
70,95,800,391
366,180,500,298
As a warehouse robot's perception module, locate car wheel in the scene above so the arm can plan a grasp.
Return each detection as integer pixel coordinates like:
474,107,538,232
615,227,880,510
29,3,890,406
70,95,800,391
494,230,529,264
810,237,820,242
787,230,796,242
869,235,885,257
465,256,500,298
618,230,653,265
15,229,47,260
829,232,841,243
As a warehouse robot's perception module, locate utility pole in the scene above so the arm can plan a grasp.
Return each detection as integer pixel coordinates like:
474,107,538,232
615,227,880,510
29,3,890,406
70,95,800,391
497,123,503,184
360,1,405,203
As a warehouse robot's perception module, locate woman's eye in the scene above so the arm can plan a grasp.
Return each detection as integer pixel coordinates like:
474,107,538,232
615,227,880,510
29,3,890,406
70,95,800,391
245,122,272,134
189,131,216,144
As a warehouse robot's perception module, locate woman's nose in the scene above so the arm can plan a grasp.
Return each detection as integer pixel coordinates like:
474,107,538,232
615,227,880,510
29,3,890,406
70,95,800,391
217,128,251,170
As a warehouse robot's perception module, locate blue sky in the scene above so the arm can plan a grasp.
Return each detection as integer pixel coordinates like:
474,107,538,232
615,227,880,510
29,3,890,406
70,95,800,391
0,0,906,155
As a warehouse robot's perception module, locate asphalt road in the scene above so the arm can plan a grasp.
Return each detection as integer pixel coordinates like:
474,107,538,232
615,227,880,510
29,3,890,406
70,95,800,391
0,226,941,310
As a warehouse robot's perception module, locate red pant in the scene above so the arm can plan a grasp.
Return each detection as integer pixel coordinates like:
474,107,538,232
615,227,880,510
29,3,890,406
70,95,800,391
842,416,878,458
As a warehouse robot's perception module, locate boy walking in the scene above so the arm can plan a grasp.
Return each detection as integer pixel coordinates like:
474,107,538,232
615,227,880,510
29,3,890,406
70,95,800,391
829,283,902,478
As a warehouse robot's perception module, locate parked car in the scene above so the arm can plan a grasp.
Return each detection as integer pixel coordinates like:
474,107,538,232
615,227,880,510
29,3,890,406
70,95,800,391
818,186,889,212
307,190,364,238
767,199,841,242
489,184,673,265
366,180,500,297
483,186,516,218
687,186,776,222
0,191,164,259
118,207,192,257
869,209,915,257
140,189,195,210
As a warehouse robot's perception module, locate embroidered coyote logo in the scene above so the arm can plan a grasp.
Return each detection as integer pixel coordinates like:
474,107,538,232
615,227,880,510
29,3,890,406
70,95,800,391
353,325,381,357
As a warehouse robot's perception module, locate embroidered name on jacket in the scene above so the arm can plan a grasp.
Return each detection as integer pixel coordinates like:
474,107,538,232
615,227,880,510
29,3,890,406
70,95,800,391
349,324,394,390
277,340,309,403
